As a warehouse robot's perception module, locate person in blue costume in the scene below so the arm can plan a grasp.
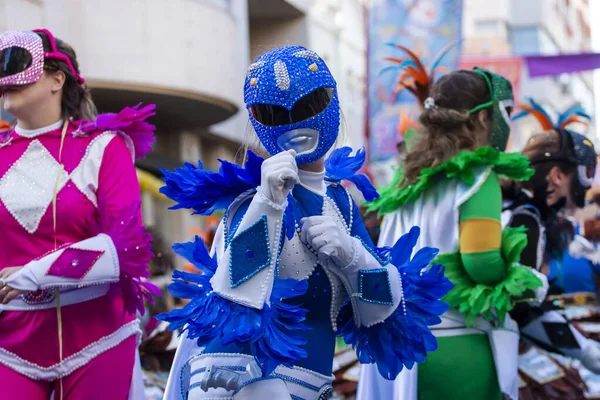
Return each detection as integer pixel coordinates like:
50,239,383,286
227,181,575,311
548,219,600,295
549,230,600,293
157,46,452,400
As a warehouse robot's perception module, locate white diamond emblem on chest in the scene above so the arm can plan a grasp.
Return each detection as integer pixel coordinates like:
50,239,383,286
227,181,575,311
278,234,318,280
278,196,349,280
0,140,69,233
322,196,349,233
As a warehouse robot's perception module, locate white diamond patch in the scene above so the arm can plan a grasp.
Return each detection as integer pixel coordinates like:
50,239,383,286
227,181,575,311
278,233,318,280
322,196,349,233
0,140,69,233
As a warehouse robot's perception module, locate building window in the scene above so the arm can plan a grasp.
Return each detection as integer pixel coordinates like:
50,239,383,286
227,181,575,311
205,0,229,10
565,22,573,37
578,10,591,41
476,20,502,34
538,28,559,54
510,27,540,55
481,39,491,52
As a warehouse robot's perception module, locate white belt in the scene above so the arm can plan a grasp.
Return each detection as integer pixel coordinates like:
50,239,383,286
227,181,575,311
432,309,492,337
187,352,334,399
0,284,109,312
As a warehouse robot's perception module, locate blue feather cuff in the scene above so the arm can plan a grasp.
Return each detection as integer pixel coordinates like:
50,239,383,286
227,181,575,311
336,227,453,380
156,236,310,376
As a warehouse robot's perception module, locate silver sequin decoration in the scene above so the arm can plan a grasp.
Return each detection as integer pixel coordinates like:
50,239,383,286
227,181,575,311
279,231,318,280
0,140,69,233
322,196,350,234
247,61,265,75
274,60,290,91
293,50,320,61
324,266,348,332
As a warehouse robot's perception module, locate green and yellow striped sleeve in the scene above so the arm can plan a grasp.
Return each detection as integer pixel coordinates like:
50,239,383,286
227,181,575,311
458,171,507,285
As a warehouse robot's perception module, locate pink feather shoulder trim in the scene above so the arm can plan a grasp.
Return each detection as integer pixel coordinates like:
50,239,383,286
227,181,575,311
78,103,156,159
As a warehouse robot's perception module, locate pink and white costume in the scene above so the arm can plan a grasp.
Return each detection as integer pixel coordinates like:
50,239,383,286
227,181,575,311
0,104,158,399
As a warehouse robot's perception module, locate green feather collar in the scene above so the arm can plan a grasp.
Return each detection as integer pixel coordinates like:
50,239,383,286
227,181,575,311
367,147,533,216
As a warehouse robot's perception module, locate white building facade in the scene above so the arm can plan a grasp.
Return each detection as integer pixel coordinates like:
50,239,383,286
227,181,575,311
0,0,368,258
462,0,595,149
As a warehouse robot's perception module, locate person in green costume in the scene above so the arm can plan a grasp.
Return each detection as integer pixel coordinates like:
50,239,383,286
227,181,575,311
357,69,545,400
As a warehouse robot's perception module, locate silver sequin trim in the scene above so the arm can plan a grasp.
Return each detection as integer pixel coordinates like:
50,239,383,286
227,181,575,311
322,196,350,234
247,61,265,75
274,60,291,91
324,267,347,332
278,230,318,280
293,50,320,61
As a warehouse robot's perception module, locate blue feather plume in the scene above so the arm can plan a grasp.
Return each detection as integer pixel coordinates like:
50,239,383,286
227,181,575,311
159,150,264,215
511,97,554,123
557,105,591,127
430,41,460,73
156,236,310,376
511,110,531,121
337,226,453,380
325,147,379,202
379,62,418,77
172,237,216,275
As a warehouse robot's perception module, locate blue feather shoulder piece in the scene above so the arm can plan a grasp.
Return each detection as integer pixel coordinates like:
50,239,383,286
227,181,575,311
159,150,264,215
325,147,379,201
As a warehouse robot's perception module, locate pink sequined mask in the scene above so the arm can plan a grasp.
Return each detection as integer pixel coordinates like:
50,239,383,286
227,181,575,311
0,29,84,87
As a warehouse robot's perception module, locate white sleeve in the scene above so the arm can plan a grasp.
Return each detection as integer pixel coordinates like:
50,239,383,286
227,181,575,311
326,238,403,327
210,187,286,309
2,233,119,291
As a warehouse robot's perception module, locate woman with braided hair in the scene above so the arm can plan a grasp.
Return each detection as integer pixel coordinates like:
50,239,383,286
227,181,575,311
360,68,545,400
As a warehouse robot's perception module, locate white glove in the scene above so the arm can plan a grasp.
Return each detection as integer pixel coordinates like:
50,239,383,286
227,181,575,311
529,268,549,305
300,216,355,268
570,235,600,264
260,149,299,205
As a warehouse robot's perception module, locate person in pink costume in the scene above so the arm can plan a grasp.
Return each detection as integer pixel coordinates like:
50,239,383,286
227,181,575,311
0,29,159,399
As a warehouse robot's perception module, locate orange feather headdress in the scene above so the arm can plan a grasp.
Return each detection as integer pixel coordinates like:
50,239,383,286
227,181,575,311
513,98,591,131
381,41,459,106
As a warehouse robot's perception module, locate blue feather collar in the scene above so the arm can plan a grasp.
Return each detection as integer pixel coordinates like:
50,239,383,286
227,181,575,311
160,147,378,220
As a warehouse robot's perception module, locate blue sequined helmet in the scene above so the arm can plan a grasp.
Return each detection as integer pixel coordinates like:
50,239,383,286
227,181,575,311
244,46,340,165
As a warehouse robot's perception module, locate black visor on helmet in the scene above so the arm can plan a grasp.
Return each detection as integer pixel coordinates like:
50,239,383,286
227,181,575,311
249,87,334,126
